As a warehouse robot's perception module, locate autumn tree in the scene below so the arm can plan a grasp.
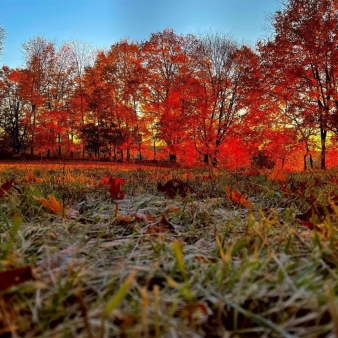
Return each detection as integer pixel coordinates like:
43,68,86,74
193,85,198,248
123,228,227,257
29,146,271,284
259,0,338,169
81,39,144,160
21,36,56,155
190,33,260,165
0,67,30,154
141,28,194,162
68,40,95,152
21,37,77,157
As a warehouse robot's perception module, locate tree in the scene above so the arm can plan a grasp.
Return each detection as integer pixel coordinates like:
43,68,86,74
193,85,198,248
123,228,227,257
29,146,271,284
0,26,5,60
141,28,193,162
259,0,338,169
0,67,30,154
22,37,77,157
68,39,95,145
21,36,56,155
190,33,259,165
81,39,145,160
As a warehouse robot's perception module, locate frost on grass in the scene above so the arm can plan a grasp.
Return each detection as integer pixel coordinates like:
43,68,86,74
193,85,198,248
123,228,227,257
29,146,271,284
0,164,337,337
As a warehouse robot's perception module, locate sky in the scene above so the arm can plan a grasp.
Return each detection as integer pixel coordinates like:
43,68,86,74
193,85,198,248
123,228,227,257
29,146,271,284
0,0,280,68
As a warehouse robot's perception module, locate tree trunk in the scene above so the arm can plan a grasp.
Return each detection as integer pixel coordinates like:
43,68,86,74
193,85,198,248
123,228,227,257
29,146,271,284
30,104,36,156
212,157,217,167
309,153,314,169
58,134,61,156
320,128,327,169
138,143,142,160
203,154,209,164
169,154,176,162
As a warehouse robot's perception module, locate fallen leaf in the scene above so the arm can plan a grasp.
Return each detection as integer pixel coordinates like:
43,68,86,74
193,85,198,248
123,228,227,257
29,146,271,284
132,212,157,224
0,179,15,198
225,186,253,209
157,179,194,198
167,205,181,213
0,266,35,291
141,214,176,234
113,213,134,225
176,302,212,325
296,203,332,235
34,195,63,214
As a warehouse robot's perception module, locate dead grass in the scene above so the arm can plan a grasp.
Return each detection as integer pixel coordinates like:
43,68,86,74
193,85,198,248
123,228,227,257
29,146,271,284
0,163,338,337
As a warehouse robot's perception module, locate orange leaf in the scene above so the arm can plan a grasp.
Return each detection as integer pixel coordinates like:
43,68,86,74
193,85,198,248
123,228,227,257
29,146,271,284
34,195,63,214
0,266,35,291
225,186,253,209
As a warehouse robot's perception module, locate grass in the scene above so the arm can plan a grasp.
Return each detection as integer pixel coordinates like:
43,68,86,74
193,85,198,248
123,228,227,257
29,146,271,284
0,162,338,337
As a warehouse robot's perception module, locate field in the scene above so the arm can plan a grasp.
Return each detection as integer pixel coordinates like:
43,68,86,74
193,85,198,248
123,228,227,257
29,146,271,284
1,162,338,337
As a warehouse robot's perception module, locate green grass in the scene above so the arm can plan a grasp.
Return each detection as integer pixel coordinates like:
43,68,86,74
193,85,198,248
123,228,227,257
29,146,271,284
1,163,338,337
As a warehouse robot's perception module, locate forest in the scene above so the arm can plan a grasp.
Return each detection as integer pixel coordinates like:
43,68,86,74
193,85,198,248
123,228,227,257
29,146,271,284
1,0,338,171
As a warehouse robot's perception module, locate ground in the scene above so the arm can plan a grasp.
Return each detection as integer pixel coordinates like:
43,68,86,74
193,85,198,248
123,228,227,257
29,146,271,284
0,162,338,337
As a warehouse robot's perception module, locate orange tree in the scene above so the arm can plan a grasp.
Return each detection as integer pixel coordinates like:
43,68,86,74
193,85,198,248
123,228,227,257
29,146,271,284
259,0,338,169
189,33,260,166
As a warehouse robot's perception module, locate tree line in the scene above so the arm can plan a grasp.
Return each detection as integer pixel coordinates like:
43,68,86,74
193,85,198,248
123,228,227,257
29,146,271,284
1,0,338,170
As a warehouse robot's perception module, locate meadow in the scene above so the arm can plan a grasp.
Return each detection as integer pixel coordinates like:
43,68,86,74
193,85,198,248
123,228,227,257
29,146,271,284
0,162,338,337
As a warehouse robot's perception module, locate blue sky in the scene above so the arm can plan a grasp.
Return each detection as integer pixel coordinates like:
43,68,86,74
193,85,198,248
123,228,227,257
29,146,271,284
0,0,279,68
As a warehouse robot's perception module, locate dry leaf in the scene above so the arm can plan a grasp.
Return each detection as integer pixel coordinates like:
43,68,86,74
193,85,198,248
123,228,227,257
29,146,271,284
0,179,15,198
157,179,194,198
141,214,176,234
34,195,63,214
132,212,157,224
225,186,253,209
0,266,35,291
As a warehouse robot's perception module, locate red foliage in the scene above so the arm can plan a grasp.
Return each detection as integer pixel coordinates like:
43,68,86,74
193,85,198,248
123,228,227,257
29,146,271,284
102,175,126,200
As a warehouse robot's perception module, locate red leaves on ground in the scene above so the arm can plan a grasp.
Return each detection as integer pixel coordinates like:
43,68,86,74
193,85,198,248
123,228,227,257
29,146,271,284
0,266,35,291
157,179,194,198
102,175,126,200
0,179,15,198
